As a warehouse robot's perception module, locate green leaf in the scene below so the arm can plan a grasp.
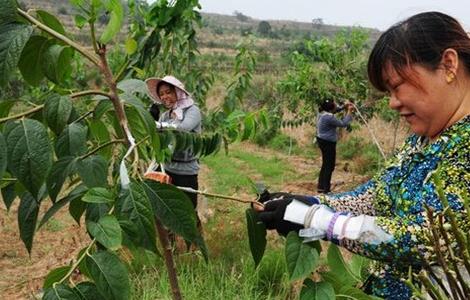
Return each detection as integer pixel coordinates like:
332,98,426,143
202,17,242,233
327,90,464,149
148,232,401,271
43,266,70,288
46,156,78,202
116,182,156,252
74,15,87,29
300,279,335,300
143,180,208,259
43,283,81,300
327,243,359,286
76,155,108,188
87,215,122,250
125,38,138,55
18,35,49,86
1,182,16,211
245,208,266,267
85,203,111,223
42,44,74,84
0,131,6,181
18,191,40,254
337,286,382,300
74,282,101,299
85,251,130,300
0,23,33,87
117,79,147,95
0,0,18,25
87,119,111,158
39,184,87,229
320,271,345,292
0,100,15,118
349,255,370,281
69,197,87,225
82,187,114,203
94,100,113,119
99,0,124,44
142,180,199,242
5,119,53,198
76,247,92,278
36,10,66,36
285,231,319,281
55,123,88,158
44,94,73,135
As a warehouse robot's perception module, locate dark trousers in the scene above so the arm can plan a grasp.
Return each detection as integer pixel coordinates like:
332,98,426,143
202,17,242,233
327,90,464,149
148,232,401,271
316,137,336,193
165,170,201,227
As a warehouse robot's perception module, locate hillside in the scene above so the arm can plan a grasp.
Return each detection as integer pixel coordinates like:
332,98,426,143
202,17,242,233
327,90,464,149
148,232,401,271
18,0,381,56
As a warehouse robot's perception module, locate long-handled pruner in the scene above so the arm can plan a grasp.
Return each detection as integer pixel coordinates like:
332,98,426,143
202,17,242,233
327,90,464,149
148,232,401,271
144,168,264,208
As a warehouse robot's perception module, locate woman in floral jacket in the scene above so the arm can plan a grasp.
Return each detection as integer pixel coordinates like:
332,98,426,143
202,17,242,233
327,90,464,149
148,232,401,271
257,11,470,299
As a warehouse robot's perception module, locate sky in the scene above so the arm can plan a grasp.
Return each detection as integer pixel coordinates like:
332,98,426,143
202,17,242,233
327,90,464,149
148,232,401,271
197,0,470,30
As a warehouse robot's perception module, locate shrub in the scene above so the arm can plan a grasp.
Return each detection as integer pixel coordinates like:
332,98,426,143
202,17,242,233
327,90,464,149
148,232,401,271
353,143,383,175
338,136,363,160
268,133,298,152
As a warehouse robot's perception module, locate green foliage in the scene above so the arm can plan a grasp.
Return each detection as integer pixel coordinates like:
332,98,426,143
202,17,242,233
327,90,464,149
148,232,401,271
100,0,124,44
18,35,50,86
285,232,319,281
0,0,277,298
278,29,370,113
86,251,131,300
0,23,33,87
246,208,267,267
42,44,74,84
18,191,40,254
43,94,73,135
43,266,71,289
5,118,53,199
143,180,207,259
36,10,66,36
0,132,6,181
0,0,18,26
116,181,157,252
86,215,123,250
300,279,335,300
257,20,272,37
338,136,383,175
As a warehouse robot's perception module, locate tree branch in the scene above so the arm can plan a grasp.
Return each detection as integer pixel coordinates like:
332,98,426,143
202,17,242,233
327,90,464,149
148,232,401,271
0,90,111,124
17,8,101,67
80,139,127,160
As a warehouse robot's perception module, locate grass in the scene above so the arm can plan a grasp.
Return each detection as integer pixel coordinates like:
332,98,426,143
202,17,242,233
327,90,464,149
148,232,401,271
130,249,291,300
200,144,298,194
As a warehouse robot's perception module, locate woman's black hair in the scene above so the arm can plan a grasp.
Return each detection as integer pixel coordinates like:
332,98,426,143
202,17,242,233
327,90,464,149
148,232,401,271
319,100,336,112
156,81,175,95
368,11,470,92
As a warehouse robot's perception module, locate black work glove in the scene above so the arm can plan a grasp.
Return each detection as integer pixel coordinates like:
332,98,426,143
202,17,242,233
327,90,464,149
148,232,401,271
149,103,161,121
257,190,319,236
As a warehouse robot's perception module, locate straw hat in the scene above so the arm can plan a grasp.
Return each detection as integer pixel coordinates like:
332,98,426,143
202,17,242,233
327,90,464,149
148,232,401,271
145,75,191,103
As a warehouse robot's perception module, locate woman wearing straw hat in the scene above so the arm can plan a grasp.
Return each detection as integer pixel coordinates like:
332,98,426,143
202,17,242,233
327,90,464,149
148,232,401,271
146,75,202,227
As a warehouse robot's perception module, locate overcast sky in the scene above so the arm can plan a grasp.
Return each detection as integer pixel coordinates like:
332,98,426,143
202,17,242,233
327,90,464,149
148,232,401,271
197,0,470,30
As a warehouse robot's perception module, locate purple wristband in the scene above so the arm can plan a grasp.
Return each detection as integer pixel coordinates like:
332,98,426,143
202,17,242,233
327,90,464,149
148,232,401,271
326,212,342,240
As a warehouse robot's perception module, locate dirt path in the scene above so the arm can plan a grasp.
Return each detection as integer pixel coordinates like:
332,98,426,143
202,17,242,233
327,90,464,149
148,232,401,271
0,202,90,299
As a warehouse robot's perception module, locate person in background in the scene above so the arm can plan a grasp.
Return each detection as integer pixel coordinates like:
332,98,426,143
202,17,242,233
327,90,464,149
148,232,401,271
256,12,470,299
316,100,354,193
146,75,202,228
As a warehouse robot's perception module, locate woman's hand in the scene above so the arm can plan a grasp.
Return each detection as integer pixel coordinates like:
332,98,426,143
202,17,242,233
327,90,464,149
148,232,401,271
254,191,320,236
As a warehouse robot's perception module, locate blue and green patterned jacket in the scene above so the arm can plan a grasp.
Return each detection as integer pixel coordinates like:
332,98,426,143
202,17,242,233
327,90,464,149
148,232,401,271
321,115,470,299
